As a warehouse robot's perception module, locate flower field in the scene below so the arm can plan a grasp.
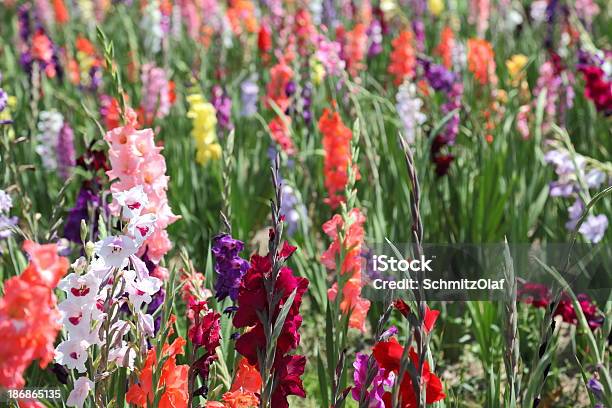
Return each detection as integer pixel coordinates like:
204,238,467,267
0,0,611,407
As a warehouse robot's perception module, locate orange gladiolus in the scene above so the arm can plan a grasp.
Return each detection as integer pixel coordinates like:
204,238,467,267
436,26,455,69
126,337,189,408
226,0,259,35
265,61,293,113
52,0,69,23
230,358,262,393
221,390,259,408
467,38,496,85
388,29,417,85
344,23,368,77
318,108,358,209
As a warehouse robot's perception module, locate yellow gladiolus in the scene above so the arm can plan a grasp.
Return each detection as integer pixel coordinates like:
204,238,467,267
506,54,528,80
428,0,444,17
187,93,221,165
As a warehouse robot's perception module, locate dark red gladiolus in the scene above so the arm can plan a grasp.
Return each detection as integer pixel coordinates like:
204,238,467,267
232,240,309,407
233,257,308,330
518,282,552,308
555,294,604,330
430,135,454,176
188,308,221,354
270,355,307,408
188,304,222,399
233,256,308,366
519,283,604,330
578,65,612,114
279,241,297,259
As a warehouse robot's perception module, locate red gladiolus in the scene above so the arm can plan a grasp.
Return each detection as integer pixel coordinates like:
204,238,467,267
373,338,446,407
188,307,221,354
518,282,551,308
232,243,309,407
519,283,604,331
258,23,272,53
555,294,604,330
394,300,440,334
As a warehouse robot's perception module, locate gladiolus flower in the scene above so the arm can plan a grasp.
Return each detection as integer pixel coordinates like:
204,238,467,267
270,355,307,408
266,61,293,113
187,93,222,165
52,0,69,23
344,23,368,78
322,208,371,332
436,27,455,70
373,337,446,407
212,233,250,302
388,29,416,85
221,389,259,408
258,23,272,55
428,0,444,16
230,358,262,393
318,108,357,208
104,109,179,263
467,38,496,85
188,308,221,354
234,254,309,365
506,54,528,81
126,336,189,407
226,0,259,36
394,299,440,334
268,115,296,156
0,241,68,389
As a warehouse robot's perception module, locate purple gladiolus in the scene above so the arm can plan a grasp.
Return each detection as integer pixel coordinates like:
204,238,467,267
424,63,456,93
64,187,102,243
211,233,250,301
211,85,233,131
351,353,394,407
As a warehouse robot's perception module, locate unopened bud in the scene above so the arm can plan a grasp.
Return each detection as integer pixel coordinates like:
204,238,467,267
80,219,88,245
85,241,95,258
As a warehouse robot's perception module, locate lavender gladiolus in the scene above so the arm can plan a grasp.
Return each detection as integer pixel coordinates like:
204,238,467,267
240,79,259,118
57,123,76,180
